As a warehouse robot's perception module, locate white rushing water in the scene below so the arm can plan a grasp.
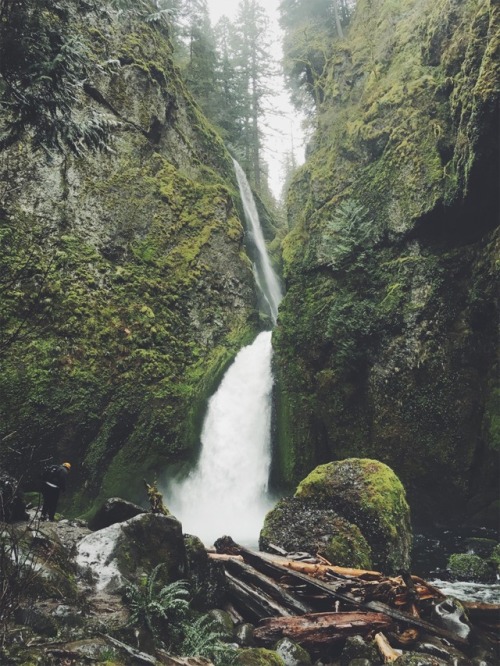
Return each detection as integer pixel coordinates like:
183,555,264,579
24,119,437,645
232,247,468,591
168,331,275,546
233,159,283,324
166,161,283,546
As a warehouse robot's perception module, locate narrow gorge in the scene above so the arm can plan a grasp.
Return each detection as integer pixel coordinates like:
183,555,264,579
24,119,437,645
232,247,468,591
0,0,498,663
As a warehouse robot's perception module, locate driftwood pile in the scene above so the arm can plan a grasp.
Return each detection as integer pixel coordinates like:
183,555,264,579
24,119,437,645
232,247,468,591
210,537,500,662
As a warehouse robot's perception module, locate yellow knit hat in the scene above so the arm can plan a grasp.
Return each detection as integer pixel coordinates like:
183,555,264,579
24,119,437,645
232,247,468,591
62,462,71,469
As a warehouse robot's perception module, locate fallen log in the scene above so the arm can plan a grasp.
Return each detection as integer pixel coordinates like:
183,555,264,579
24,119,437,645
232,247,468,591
374,632,402,663
254,611,393,651
102,635,157,665
462,602,500,635
224,557,315,615
208,553,244,562
282,559,382,581
226,572,294,622
215,538,469,647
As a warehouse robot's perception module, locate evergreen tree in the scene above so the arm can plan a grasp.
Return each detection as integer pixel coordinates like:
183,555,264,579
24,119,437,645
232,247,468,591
176,0,218,117
212,17,247,149
279,0,356,111
232,0,274,192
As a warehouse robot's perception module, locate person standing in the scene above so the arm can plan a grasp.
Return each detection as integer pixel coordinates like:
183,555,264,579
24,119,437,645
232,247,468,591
41,462,71,521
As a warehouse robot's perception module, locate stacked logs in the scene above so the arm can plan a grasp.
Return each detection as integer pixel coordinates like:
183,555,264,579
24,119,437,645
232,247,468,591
210,537,500,662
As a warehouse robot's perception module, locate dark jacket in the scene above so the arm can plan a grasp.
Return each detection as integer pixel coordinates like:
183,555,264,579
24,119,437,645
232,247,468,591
43,465,69,491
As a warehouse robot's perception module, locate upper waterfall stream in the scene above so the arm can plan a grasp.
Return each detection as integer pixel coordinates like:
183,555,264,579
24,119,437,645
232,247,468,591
166,161,283,546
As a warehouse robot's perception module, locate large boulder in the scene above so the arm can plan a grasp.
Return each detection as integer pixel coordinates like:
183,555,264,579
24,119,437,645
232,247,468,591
261,459,411,574
259,498,372,570
76,513,186,591
88,497,145,531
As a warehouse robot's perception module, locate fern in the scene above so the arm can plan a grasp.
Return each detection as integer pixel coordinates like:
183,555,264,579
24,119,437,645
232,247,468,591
181,615,237,666
124,565,190,643
317,199,379,270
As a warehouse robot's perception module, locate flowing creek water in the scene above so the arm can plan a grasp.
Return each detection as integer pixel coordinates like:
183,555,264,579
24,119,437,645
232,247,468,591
166,161,282,547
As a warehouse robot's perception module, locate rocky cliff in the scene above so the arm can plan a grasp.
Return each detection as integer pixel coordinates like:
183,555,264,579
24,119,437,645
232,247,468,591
274,0,499,527
0,1,258,515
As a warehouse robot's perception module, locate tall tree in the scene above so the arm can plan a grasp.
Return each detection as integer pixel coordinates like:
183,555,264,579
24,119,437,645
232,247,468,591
232,0,274,192
212,17,247,149
176,0,218,116
279,0,356,111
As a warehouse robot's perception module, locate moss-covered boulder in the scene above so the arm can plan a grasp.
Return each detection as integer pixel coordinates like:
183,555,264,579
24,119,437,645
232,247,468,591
490,543,500,573
263,459,411,573
259,497,372,569
88,497,145,531
447,553,496,583
339,635,380,666
237,648,285,666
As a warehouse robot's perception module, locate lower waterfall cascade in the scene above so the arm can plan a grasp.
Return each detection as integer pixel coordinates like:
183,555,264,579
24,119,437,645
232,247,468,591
167,331,275,545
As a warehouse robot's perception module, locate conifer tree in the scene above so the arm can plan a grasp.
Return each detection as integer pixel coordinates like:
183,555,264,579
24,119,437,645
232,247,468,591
232,0,274,192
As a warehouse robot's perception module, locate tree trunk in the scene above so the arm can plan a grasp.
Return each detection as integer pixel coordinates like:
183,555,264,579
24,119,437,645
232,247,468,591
254,611,393,650
226,572,293,623
223,557,315,615
332,0,344,39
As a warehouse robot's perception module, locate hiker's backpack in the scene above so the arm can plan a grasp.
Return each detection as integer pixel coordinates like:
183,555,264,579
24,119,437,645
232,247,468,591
41,464,59,485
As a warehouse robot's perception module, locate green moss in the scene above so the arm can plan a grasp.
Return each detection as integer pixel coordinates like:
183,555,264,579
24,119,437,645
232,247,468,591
484,388,500,451
295,459,412,572
0,3,260,517
238,649,285,666
325,525,372,570
447,553,496,583
490,544,500,572
275,0,499,526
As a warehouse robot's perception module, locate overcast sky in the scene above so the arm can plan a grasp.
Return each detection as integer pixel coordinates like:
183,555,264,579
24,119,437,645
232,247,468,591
205,0,305,200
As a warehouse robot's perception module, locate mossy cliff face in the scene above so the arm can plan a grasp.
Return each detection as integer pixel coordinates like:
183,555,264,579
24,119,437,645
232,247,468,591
274,0,499,527
0,3,257,514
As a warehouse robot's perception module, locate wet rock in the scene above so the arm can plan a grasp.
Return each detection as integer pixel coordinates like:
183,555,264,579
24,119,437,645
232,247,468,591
261,459,411,573
447,553,496,583
237,648,285,666
207,609,235,641
7,522,79,602
274,637,312,666
0,469,28,523
236,623,256,647
432,597,471,640
340,635,380,666
414,640,469,664
88,497,146,531
14,606,59,637
394,654,449,666
464,538,499,559
184,534,227,610
76,512,186,591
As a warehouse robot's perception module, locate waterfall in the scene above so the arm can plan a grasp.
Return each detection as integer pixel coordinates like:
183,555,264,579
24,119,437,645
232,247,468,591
166,162,283,546
233,159,283,324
